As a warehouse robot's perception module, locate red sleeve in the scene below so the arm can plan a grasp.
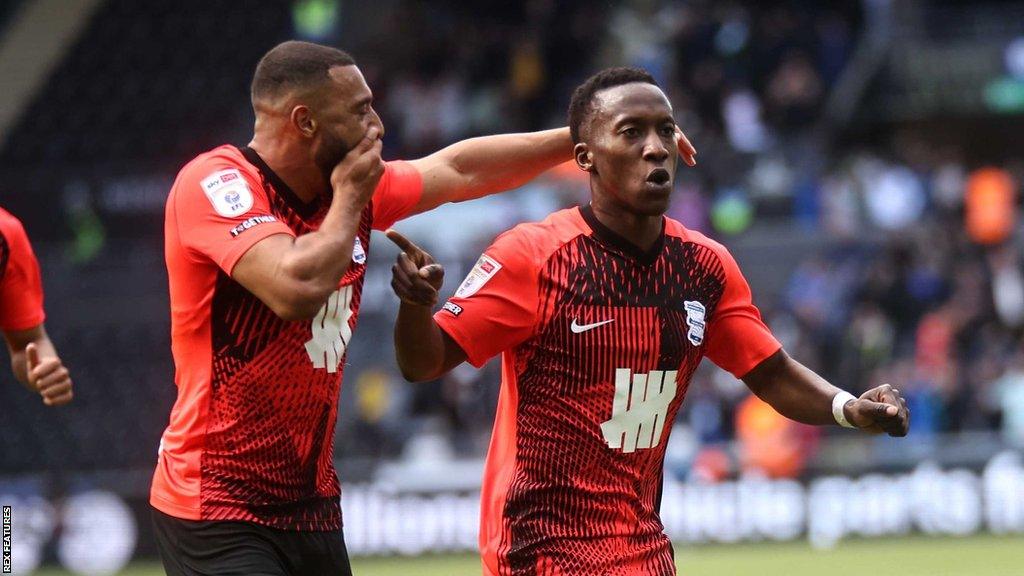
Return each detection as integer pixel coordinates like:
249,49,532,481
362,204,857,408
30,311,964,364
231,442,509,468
171,159,295,275
704,241,782,378
433,228,538,368
371,160,423,231
0,214,45,331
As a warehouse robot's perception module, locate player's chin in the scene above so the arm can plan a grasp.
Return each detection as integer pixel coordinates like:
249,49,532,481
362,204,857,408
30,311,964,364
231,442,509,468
633,193,671,216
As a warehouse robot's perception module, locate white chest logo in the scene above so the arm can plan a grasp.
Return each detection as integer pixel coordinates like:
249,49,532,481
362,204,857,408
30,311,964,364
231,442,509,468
600,369,677,453
684,300,706,346
304,286,355,373
570,318,615,333
200,169,253,217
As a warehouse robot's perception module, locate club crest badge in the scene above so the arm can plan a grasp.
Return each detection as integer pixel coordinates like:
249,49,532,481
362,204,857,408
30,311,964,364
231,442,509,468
684,300,706,346
352,236,366,265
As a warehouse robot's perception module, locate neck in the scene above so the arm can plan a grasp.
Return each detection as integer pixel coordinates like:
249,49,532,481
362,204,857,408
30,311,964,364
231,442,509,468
589,196,663,251
248,133,327,203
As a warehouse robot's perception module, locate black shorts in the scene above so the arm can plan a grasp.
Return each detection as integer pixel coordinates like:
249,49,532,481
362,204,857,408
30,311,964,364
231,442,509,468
151,507,353,576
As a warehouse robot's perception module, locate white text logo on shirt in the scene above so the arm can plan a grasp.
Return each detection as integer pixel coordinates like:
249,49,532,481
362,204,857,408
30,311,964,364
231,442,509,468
305,286,355,373
229,214,277,237
600,368,677,453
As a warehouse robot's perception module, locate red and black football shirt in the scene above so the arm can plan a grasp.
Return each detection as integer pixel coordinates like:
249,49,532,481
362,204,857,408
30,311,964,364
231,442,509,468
152,145,421,531
0,207,45,332
435,205,781,575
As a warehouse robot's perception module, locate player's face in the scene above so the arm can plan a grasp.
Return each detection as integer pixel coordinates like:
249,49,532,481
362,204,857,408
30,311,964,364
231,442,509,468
313,65,384,176
581,83,677,217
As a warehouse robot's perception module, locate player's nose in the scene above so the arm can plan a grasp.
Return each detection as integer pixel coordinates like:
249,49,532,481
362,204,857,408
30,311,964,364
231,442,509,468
642,136,669,162
370,108,384,139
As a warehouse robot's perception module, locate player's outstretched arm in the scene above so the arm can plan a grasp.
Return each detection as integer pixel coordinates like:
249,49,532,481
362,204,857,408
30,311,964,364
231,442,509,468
405,127,571,215
405,126,697,216
3,324,73,406
385,230,468,382
742,349,910,436
233,128,384,321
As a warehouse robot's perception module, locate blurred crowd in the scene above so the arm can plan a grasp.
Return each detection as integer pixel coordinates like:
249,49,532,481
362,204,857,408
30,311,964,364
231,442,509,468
326,1,1024,480
360,0,858,174
340,142,1024,480
3,0,1022,480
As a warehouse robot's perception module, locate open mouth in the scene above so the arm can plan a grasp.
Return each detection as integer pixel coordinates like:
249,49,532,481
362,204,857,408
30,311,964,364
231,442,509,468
646,168,671,185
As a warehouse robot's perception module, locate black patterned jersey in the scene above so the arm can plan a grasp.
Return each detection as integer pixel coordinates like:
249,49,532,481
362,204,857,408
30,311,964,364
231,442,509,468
152,145,421,531
435,205,781,575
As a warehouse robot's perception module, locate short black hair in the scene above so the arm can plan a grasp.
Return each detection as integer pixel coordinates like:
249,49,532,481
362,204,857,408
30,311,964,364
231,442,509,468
251,41,356,104
568,67,659,143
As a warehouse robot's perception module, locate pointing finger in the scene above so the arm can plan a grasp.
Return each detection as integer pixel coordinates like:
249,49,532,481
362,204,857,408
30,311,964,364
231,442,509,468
397,251,420,277
385,229,419,254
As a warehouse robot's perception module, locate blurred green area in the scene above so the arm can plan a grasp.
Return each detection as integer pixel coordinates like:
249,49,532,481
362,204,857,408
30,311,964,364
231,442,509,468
29,533,1024,576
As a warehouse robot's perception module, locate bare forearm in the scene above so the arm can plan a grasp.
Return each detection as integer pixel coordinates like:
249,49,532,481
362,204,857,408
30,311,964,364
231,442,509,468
6,328,56,387
743,350,843,426
436,127,572,202
10,349,27,384
281,192,363,293
394,303,447,382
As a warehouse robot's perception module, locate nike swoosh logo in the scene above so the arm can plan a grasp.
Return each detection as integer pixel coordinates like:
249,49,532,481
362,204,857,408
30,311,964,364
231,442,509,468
570,318,616,334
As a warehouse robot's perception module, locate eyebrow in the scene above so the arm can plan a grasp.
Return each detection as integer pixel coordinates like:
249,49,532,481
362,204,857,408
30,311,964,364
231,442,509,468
352,94,373,110
612,114,676,128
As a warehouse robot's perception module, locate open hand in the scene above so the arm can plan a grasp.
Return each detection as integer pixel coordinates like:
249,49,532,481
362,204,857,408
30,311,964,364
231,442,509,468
26,343,73,406
386,229,444,307
844,384,909,437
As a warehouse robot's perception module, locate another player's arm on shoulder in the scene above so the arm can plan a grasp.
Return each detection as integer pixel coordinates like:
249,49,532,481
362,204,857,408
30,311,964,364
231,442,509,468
405,127,572,215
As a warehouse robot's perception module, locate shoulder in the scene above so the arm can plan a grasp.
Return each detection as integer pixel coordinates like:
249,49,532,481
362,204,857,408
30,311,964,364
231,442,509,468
487,207,588,270
665,217,735,268
0,209,34,262
169,146,266,219
172,146,261,197
0,208,27,244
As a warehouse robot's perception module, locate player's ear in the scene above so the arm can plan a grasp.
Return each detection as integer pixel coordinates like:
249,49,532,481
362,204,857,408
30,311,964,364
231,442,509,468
291,105,316,138
574,143,594,172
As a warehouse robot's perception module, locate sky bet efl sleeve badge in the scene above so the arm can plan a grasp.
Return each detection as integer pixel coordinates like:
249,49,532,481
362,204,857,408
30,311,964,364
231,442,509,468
201,169,254,217
454,254,502,298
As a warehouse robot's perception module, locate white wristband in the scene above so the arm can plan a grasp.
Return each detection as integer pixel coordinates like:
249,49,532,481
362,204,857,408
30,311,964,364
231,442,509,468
832,391,857,428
